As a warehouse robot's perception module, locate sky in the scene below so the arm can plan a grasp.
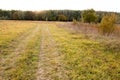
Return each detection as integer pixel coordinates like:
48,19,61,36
0,0,120,12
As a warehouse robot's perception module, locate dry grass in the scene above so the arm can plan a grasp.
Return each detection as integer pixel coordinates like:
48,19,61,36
0,21,41,80
0,21,120,80
55,22,120,80
58,22,120,38
114,24,120,36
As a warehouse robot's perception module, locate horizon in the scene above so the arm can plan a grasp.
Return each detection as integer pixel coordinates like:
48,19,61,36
0,0,120,12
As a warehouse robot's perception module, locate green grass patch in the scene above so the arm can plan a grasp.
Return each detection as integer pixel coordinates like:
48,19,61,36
49,24,120,80
4,27,41,80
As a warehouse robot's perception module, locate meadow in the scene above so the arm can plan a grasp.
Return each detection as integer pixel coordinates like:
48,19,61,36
0,20,120,80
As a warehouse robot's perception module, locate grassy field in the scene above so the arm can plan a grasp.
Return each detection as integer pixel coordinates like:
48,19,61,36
0,20,120,80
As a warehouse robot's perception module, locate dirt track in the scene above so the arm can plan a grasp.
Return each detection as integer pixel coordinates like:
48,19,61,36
37,25,67,80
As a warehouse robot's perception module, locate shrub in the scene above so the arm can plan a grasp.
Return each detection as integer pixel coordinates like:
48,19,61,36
99,13,117,35
72,19,78,25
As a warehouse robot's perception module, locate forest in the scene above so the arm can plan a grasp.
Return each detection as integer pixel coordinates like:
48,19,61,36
0,9,120,23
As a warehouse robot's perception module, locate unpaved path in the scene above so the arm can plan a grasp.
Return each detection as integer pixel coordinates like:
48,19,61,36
0,23,67,80
37,25,67,80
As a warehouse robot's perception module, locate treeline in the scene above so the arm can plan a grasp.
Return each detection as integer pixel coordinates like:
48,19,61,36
0,9,120,23
0,9,81,21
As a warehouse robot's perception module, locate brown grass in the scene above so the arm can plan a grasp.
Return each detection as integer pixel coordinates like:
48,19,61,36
57,22,120,38
114,24,120,36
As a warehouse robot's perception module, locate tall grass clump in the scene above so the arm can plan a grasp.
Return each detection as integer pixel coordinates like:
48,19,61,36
99,13,117,36
72,19,78,25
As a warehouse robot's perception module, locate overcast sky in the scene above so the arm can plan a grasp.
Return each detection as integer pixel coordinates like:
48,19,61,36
0,0,119,12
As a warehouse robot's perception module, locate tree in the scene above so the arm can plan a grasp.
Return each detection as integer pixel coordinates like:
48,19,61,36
82,9,97,23
0,9,119,22
12,12,19,20
100,13,117,35
24,11,35,20
58,14,67,21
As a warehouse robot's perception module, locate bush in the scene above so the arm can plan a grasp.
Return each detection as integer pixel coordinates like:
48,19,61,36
72,19,78,25
100,13,117,35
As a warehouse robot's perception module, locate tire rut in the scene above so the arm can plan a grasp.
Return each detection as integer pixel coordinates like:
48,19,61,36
37,25,67,80
0,26,40,79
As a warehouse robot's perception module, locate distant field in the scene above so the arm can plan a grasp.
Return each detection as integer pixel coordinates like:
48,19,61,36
0,21,120,80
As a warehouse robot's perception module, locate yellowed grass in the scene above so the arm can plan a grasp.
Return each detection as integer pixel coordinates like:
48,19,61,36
0,21,120,80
